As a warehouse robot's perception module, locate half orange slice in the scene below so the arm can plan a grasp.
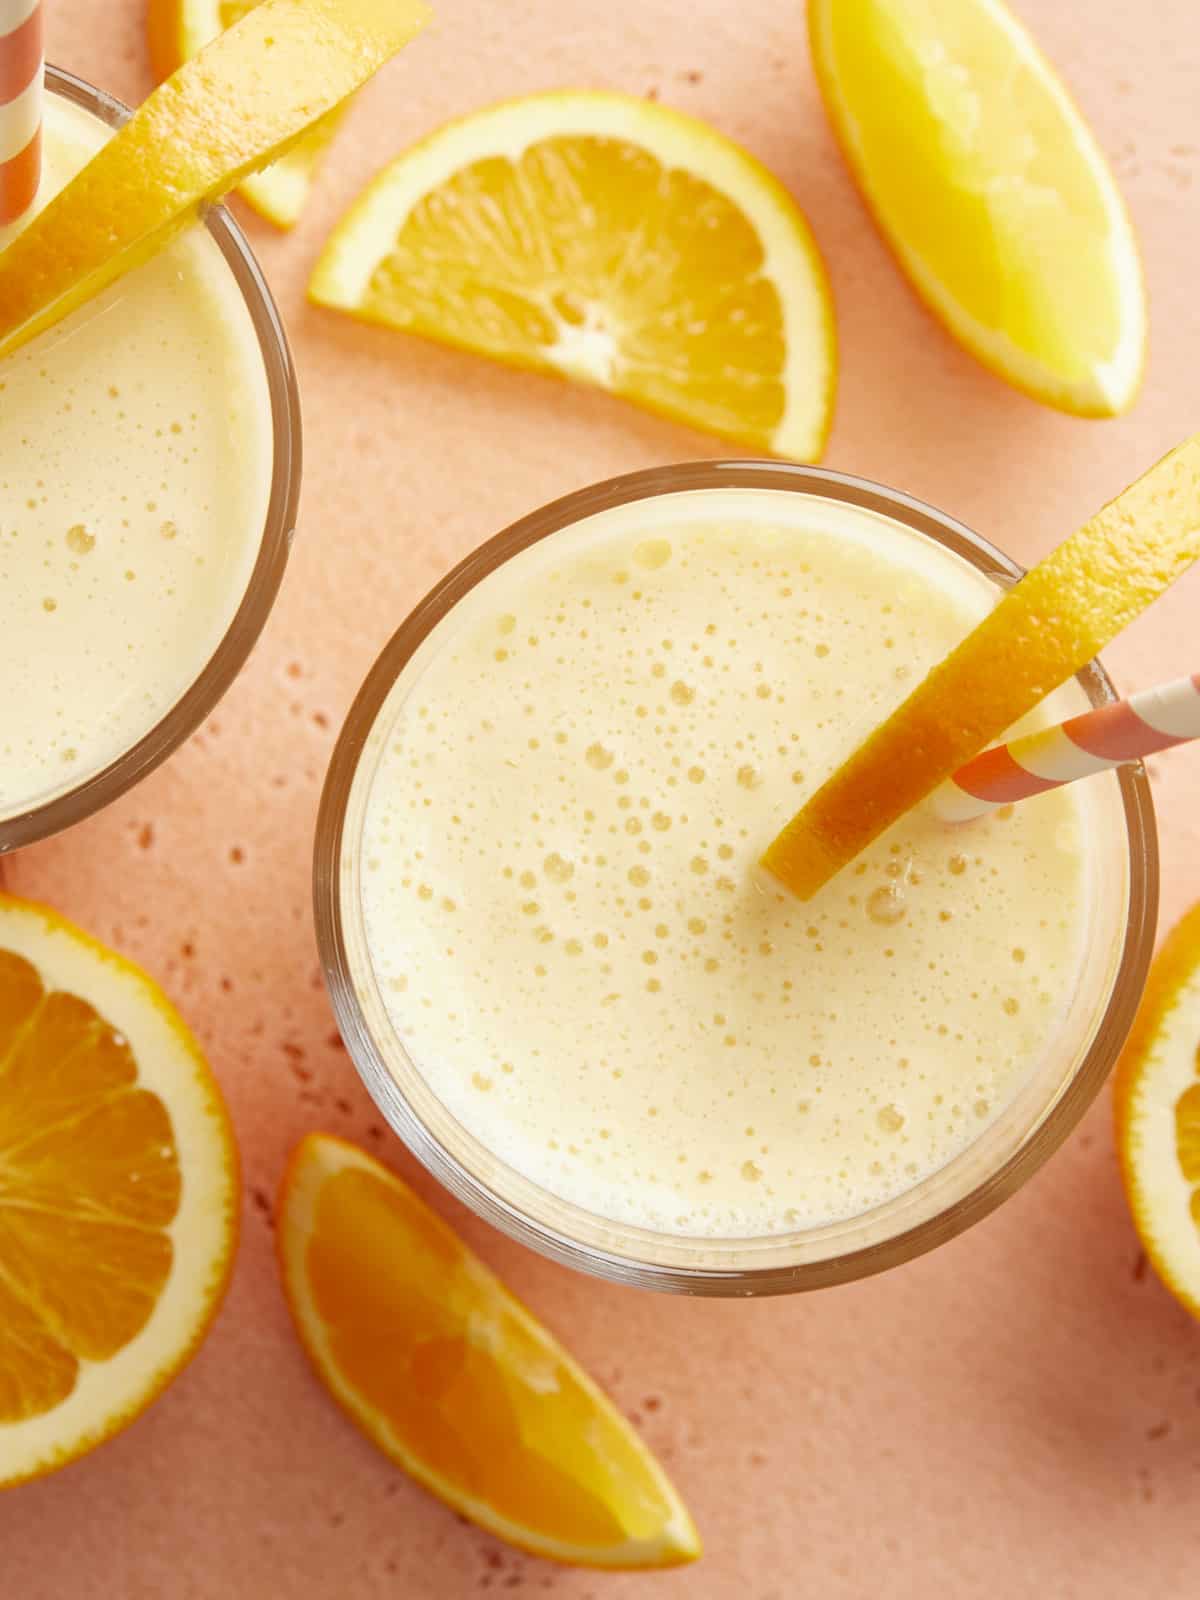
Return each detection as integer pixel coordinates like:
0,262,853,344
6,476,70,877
0,895,238,1487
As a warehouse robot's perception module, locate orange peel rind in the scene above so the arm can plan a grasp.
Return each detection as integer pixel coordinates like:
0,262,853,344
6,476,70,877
0,0,430,356
762,433,1200,897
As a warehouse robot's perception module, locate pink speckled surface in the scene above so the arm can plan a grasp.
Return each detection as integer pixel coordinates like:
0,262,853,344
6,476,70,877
6,0,1200,1593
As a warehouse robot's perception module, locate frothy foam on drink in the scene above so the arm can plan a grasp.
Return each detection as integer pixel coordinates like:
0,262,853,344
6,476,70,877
357,490,1092,1237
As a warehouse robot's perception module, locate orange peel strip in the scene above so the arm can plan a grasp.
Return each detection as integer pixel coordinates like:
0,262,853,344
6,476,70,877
0,0,430,357
762,433,1200,898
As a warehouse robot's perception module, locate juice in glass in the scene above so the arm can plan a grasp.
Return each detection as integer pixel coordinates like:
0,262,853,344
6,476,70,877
316,465,1155,1292
0,69,297,850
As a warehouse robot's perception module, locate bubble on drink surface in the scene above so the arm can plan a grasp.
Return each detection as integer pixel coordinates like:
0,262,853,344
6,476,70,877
585,743,613,769
866,884,906,925
876,1104,905,1133
42,596,57,613
670,680,695,706
66,523,95,555
160,520,179,542
543,852,574,884
633,538,672,570
741,1160,763,1182
948,853,968,876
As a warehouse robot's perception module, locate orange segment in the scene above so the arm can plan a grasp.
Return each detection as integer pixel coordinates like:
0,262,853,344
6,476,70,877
809,0,1146,416
0,895,238,1486
309,91,836,459
763,432,1200,897
0,0,431,356
278,1133,701,1568
1114,901,1200,1321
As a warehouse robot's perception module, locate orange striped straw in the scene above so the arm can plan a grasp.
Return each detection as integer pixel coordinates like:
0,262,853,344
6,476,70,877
0,0,42,227
932,672,1200,823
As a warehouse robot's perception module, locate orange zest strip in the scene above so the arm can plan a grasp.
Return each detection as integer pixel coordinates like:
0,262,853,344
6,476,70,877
0,0,430,356
762,432,1200,898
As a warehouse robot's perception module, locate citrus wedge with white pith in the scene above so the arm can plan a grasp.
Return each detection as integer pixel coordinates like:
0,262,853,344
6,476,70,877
309,91,836,459
1115,902,1200,1322
809,0,1146,416
277,1133,701,1569
763,431,1200,898
147,0,350,228
0,895,238,1488
0,0,431,357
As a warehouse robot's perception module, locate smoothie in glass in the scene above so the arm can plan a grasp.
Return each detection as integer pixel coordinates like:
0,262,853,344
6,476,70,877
316,467,1154,1291
0,71,294,845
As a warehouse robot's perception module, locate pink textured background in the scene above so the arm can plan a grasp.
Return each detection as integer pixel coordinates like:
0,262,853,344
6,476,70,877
6,1,1200,1593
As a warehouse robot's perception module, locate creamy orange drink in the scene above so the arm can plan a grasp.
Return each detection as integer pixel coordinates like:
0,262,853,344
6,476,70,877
321,471,1148,1286
0,79,278,834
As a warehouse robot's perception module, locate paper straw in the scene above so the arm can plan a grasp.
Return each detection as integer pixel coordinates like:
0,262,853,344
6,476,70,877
0,0,42,228
932,672,1200,823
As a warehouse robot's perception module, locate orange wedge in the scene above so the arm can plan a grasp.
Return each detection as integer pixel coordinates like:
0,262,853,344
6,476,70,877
309,91,836,459
0,0,431,356
809,0,1146,416
147,0,350,228
763,432,1200,897
0,895,238,1487
1114,902,1200,1322
277,1133,701,1568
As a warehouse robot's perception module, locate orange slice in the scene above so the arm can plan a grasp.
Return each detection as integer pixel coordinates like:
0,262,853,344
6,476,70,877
147,0,350,228
763,431,1200,897
0,894,238,1487
309,91,836,459
0,0,431,356
809,0,1146,416
1114,902,1200,1321
277,1133,701,1568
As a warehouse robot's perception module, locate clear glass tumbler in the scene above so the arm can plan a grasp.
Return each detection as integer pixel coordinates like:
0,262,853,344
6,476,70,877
315,462,1157,1296
0,66,301,854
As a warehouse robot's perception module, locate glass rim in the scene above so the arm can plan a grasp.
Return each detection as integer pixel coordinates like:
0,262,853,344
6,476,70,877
0,64,301,853
314,460,1159,1295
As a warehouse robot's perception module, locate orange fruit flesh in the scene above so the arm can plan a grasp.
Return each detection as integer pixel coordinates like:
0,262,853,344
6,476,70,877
359,138,790,448
308,92,835,460
1114,901,1200,1320
0,949,180,1421
763,432,1200,897
280,1135,699,1566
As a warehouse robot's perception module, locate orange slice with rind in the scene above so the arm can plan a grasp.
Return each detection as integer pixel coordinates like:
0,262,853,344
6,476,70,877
0,894,238,1487
277,1132,701,1568
0,0,431,357
1114,901,1200,1321
763,432,1200,898
809,0,1146,416
147,0,351,229
309,91,836,459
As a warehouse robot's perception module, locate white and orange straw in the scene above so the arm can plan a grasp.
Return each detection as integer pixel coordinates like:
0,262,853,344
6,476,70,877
932,672,1200,823
0,0,42,228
